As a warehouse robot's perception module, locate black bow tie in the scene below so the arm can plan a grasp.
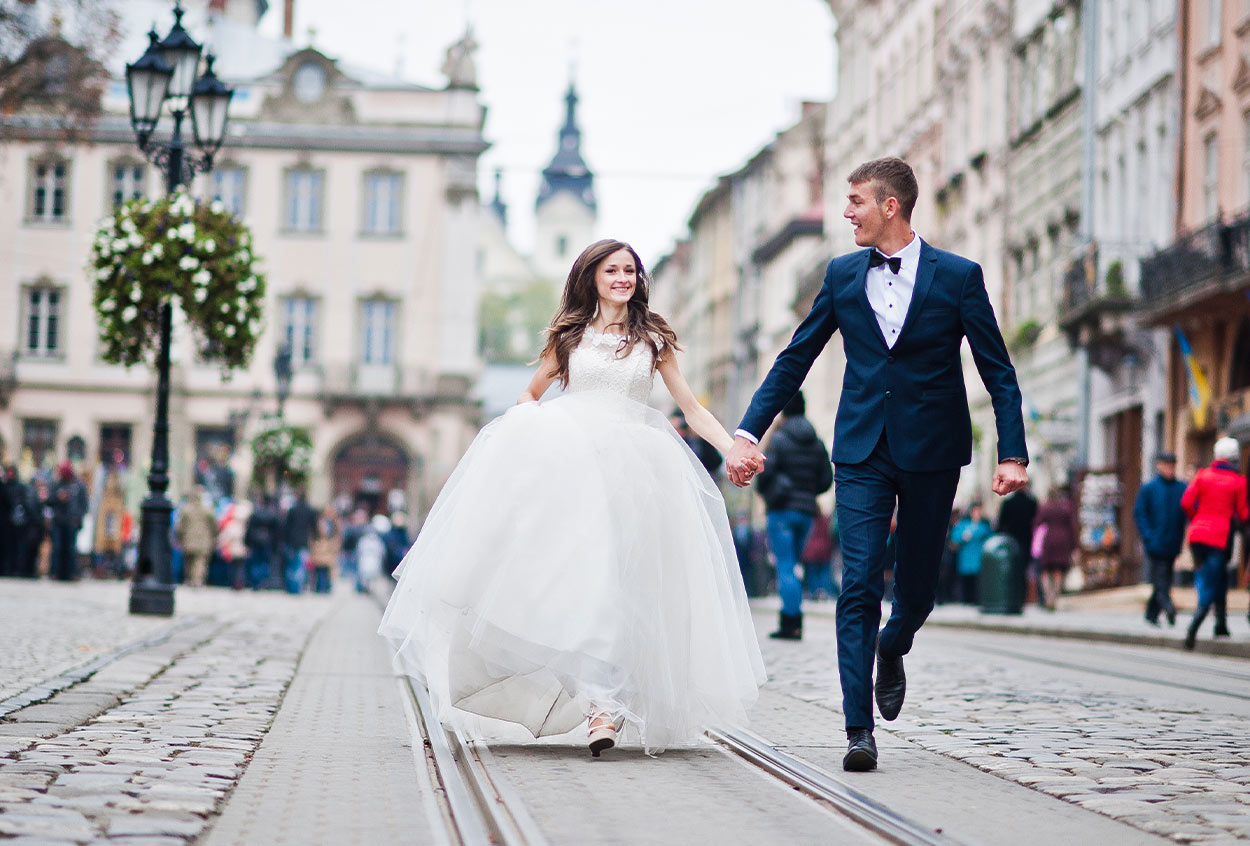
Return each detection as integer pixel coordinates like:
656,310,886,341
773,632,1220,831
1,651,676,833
868,250,901,274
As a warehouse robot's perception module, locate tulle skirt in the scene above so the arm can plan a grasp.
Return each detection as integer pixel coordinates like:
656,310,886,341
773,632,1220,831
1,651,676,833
378,390,766,753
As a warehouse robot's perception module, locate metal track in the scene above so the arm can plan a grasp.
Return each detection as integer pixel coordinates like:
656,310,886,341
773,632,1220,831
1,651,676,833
398,675,550,846
707,725,954,846
953,638,1250,702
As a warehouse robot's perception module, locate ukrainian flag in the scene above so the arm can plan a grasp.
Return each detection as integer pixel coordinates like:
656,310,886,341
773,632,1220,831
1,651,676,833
1175,327,1212,429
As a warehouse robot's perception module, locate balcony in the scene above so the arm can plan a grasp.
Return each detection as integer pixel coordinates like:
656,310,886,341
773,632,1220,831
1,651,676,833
1058,246,1137,371
1139,213,1250,319
315,363,478,420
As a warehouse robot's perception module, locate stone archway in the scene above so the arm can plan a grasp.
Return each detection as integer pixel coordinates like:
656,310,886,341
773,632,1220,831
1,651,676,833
331,432,411,517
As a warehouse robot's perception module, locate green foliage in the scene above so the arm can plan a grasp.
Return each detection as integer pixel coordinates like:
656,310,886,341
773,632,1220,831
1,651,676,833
250,424,313,489
88,189,266,370
478,281,559,364
1009,319,1043,352
1104,259,1126,297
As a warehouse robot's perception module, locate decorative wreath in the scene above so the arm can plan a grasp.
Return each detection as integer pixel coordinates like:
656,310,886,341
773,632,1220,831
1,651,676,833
251,423,314,487
88,189,266,370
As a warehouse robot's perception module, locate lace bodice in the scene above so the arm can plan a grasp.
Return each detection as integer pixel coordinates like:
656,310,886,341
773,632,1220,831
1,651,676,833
567,328,656,403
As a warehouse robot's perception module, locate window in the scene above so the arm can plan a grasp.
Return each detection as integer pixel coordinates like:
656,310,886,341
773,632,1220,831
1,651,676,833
1243,112,1250,209
209,166,246,217
28,159,69,223
362,170,402,235
24,286,62,358
281,296,317,365
22,419,57,470
98,424,132,467
284,168,324,232
1204,133,1219,221
110,161,145,208
1209,0,1223,46
360,299,396,366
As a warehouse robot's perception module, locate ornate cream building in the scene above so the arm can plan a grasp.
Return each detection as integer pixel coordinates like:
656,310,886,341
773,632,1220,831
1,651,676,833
0,0,488,517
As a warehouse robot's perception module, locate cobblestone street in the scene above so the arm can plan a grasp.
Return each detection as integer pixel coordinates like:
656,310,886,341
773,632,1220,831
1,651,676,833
2,579,1250,843
762,606,1250,844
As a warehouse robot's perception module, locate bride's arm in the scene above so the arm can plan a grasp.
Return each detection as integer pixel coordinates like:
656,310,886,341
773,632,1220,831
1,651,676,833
518,351,558,404
656,354,735,455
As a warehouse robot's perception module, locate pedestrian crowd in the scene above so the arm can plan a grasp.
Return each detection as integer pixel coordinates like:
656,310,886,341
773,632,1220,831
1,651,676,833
0,451,415,596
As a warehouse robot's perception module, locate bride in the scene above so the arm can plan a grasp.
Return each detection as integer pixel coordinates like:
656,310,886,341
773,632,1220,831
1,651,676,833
379,239,766,756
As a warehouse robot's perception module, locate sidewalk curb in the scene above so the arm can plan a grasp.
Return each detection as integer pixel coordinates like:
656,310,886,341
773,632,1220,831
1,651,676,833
925,618,1250,659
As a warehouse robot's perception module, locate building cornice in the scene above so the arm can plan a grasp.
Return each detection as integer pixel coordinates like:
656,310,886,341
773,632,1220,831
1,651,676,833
0,115,489,157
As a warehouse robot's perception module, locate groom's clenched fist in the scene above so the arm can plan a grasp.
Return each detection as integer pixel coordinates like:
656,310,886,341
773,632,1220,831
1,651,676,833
726,436,766,488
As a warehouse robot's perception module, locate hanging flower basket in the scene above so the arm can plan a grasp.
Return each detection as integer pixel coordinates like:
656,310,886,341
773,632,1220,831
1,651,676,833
88,189,266,370
251,423,314,488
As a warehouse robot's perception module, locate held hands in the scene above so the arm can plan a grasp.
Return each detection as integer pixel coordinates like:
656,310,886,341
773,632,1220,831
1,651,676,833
726,436,766,488
992,461,1028,496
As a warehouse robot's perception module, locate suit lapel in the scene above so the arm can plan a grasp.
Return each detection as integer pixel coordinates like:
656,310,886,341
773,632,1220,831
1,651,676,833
852,250,889,349
897,240,937,342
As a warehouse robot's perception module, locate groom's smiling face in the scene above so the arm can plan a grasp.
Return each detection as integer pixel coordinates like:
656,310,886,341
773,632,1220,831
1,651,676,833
844,180,888,248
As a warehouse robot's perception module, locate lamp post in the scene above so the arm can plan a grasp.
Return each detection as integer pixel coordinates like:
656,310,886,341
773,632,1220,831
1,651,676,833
273,342,293,422
126,2,234,616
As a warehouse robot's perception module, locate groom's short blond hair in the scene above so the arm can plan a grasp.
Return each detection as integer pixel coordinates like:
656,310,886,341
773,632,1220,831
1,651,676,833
848,157,918,221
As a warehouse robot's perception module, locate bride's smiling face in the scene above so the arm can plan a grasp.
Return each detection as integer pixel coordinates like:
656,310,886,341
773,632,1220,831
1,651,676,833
594,248,637,308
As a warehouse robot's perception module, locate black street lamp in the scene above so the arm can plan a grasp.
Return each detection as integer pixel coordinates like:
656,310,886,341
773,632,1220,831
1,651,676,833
126,2,234,617
273,342,293,421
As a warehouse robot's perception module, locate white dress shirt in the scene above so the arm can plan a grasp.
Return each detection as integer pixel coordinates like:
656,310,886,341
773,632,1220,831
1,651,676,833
866,232,921,349
734,234,923,445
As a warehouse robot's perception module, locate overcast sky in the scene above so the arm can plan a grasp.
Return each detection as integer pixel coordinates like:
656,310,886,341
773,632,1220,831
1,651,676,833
257,0,835,265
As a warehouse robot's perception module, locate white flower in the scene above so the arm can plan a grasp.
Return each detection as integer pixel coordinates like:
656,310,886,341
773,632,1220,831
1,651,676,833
151,242,164,258
210,200,225,214
112,238,128,253
127,231,144,248
193,269,211,286
97,242,112,259
96,268,112,281
203,238,216,253
220,302,230,314
239,276,256,293
99,299,115,312
142,251,154,266
179,255,199,271
167,227,180,240
225,324,236,337
130,285,142,302
178,222,196,241
237,250,251,264
120,217,136,234
193,287,208,303
121,305,137,321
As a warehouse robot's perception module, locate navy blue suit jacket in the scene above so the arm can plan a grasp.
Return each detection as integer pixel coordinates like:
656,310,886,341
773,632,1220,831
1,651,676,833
739,240,1028,473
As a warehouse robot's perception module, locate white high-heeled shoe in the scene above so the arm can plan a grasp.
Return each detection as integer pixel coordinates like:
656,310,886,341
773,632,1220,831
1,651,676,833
588,712,617,757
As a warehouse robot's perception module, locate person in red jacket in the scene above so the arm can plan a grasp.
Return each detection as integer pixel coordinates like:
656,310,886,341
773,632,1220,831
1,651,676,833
1181,437,1249,649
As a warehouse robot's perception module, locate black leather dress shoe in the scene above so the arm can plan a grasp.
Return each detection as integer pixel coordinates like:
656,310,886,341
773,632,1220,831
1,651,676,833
874,648,906,721
842,728,877,772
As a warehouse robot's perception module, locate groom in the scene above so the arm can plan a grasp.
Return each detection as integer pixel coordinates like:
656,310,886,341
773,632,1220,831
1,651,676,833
728,157,1028,771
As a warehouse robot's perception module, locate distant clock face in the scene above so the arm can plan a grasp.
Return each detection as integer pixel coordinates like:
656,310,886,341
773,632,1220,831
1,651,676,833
293,62,326,103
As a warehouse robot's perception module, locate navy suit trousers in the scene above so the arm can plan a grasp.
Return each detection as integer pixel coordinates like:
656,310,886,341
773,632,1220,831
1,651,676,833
834,431,959,730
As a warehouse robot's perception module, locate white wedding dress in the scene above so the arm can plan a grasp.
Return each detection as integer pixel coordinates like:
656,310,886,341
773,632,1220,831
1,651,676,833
378,327,766,753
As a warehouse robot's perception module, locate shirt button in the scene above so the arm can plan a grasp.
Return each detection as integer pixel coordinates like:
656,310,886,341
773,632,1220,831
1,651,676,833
887,355,895,363
885,390,893,398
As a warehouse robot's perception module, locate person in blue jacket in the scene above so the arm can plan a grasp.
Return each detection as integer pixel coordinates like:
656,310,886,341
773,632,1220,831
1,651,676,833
1133,451,1187,627
950,503,993,604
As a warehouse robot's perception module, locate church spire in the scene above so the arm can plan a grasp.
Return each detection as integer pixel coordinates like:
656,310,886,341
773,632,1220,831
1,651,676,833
536,80,596,213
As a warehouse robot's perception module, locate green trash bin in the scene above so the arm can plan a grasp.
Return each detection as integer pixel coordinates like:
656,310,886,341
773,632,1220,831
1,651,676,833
978,533,1024,614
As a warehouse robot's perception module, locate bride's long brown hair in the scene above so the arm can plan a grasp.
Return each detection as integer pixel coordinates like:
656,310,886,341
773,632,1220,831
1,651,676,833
538,239,679,387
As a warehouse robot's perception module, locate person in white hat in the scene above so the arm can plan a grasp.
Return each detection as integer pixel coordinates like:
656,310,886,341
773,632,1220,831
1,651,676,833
1180,437,1248,649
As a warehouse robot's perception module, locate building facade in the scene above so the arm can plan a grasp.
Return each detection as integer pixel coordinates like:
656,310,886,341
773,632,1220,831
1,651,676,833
1139,0,1250,472
0,0,488,517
